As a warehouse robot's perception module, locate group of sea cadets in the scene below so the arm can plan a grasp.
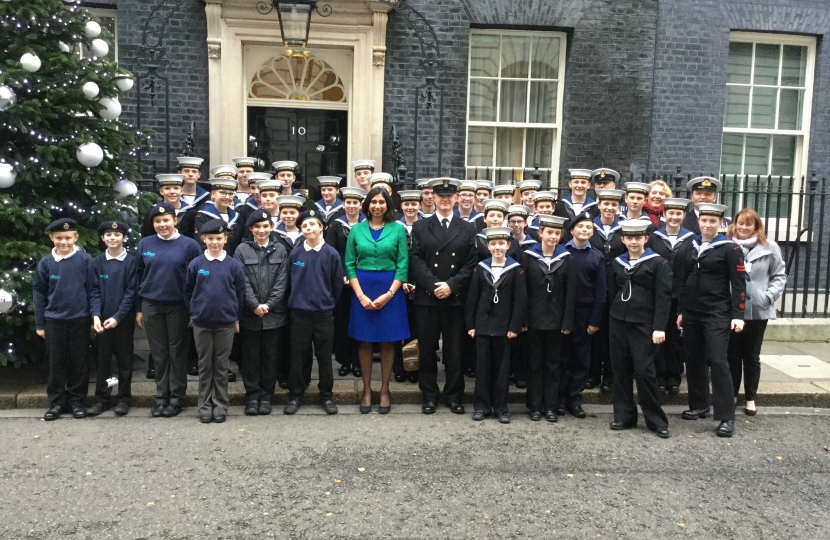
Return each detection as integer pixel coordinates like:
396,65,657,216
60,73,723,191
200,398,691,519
35,155,756,439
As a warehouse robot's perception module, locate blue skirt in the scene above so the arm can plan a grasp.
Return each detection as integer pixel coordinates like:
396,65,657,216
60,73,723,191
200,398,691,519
348,270,410,343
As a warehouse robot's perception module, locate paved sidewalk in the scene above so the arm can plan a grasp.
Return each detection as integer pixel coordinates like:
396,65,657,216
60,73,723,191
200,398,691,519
3,335,830,410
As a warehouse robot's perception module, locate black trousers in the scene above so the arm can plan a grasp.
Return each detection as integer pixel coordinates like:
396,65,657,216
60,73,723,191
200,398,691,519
45,318,91,408
589,299,614,384
333,287,360,369
510,330,529,382
460,333,476,373
239,326,283,403
526,329,563,412
683,312,735,421
559,305,594,409
727,319,767,401
94,317,135,404
609,319,668,430
414,304,465,404
474,335,512,416
289,311,334,401
655,299,683,387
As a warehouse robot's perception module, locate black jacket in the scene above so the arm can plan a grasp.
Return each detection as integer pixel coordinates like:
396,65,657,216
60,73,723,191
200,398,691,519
464,258,528,336
609,249,672,330
273,225,304,254
589,217,626,294
676,234,747,319
409,214,478,306
681,205,732,236
519,244,576,332
648,227,695,298
233,235,289,331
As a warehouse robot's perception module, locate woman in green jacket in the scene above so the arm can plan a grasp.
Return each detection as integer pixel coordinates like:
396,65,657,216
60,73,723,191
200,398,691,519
345,188,410,414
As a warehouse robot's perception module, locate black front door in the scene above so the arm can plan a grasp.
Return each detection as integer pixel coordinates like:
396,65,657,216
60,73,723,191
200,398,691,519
247,107,347,199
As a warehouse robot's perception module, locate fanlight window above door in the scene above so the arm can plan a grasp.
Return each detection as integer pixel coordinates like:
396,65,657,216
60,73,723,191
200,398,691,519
249,54,347,102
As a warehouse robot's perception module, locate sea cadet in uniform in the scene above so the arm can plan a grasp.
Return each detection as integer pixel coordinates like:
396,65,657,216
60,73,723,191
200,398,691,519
177,156,208,209
232,157,256,207
492,184,517,204
454,181,483,224
315,176,345,226
506,205,538,250
555,169,598,222
273,195,306,253
681,176,732,235
417,178,437,218
474,180,493,215
517,179,542,218
273,161,304,197
352,160,375,192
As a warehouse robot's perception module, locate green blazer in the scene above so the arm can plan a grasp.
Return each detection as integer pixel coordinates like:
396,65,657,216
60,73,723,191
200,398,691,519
345,220,409,283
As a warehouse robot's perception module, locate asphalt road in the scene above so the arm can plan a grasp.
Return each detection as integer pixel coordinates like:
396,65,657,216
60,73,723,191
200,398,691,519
2,406,829,539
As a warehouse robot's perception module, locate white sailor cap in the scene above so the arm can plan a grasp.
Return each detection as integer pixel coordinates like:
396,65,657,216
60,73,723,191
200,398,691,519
663,198,691,211
277,195,305,209
625,182,651,195
257,180,282,193
483,226,513,241
475,180,493,191
317,176,341,188
696,202,728,217
688,176,722,192
482,199,510,214
568,169,593,180
340,187,366,200
155,174,184,187
210,165,237,179
597,189,626,202
398,190,422,202
208,177,238,191
176,156,203,170
532,191,556,203
492,184,516,196
232,157,257,169
245,172,273,184
537,214,568,229
517,179,542,192
369,172,394,187
272,161,298,173
351,160,376,172
620,220,651,236
507,205,531,218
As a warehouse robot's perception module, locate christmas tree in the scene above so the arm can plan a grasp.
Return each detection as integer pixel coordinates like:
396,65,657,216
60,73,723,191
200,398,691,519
0,0,154,366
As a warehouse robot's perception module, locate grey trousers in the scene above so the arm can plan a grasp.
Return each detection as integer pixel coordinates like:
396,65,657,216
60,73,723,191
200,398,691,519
193,326,234,417
143,302,189,406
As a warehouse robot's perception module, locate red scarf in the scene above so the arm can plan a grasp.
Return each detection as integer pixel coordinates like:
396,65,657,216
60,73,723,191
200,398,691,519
643,201,663,227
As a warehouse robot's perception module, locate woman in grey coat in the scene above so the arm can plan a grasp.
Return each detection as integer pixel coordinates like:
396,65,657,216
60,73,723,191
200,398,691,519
726,208,786,416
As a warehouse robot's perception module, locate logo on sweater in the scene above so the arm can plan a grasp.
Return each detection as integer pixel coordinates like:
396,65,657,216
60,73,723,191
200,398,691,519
100,274,108,280
143,251,155,257
198,269,210,276
49,274,60,280
293,261,305,268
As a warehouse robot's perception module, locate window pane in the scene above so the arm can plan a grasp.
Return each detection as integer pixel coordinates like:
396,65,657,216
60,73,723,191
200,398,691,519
499,80,528,122
724,86,750,127
744,134,770,175
781,45,807,87
470,34,500,78
771,135,796,176
501,36,530,78
526,129,553,169
727,42,753,84
530,36,559,79
720,133,744,174
467,126,495,167
469,79,497,122
753,44,780,85
778,88,803,130
528,81,557,124
496,128,524,168
750,86,776,129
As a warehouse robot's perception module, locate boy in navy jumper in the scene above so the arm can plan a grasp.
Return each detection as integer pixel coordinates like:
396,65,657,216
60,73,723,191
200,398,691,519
87,221,137,417
34,218,102,421
184,219,246,423
283,210,344,415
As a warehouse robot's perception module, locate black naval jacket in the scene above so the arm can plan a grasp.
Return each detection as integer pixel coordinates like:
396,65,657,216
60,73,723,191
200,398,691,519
519,243,576,332
676,234,747,320
589,216,626,291
409,214,478,307
681,205,732,236
464,257,528,336
648,227,695,298
273,223,304,254
324,215,365,262
609,249,673,331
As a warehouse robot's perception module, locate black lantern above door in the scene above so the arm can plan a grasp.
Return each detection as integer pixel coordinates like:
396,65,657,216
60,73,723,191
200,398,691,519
256,0,332,57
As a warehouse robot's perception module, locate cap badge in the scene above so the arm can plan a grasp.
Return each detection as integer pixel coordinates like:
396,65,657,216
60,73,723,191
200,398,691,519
600,170,606,178
309,210,315,216
63,223,69,230
702,179,712,187
262,212,268,219
584,212,591,219
219,226,224,233
159,207,165,213
112,222,118,229
443,180,449,187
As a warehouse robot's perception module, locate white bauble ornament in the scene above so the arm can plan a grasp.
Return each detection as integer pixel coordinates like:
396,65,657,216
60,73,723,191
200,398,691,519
0,163,16,188
59,41,71,53
82,81,99,99
114,179,138,199
115,77,134,92
0,289,17,315
98,97,121,120
0,85,16,111
85,21,101,39
20,53,41,72
90,39,109,58
77,143,104,167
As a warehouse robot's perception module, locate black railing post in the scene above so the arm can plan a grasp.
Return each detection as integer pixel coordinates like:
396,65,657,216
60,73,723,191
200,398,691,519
803,171,818,317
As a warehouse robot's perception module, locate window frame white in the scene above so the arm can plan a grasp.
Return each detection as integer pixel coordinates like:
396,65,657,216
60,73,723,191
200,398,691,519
465,29,567,184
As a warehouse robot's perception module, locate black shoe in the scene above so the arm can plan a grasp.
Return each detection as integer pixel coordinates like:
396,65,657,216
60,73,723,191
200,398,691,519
668,384,680,395
449,402,465,414
654,426,670,439
44,405,65,421
145,368,155,380
322,400,338,415
610,421,637,430
464,368,476,378
187,365,199,377
86,402,110,417
422,401,436,414
199,414,213,423
498,413,511,424
161,404,182,417
244,401,259,416
568,405,587,419
716,420,734,438
71,405,87,419
407,372,419,383
283,398,301,415
744,407,757,417
378,394,391,415
227,371,237,383
681,407,710,420
258,401,272,415
472,410,487,421
555,404,567,416
600,381,613,393
352,366,362,378
659,385,667,394
544,410,558,423
515,380,527,389
528,411,542,421
113,402,129,416
338,365,352,377
278,381,289,389
213,414,226,423
584,378,599,390
394,372,407,383
151,404,166,418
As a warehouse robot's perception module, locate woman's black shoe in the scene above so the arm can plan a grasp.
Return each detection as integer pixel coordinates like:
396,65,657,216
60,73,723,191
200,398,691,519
352,366,362,378
359,391,373,414
338,365,351,376
394,372,407,383
379,393,391,415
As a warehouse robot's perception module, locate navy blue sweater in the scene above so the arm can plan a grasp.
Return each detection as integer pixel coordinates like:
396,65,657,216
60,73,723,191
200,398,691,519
565,242,607,327
135,234,202,308
288,242,344,313
184,254,246,329
33,249,101,329
93,252,137,323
